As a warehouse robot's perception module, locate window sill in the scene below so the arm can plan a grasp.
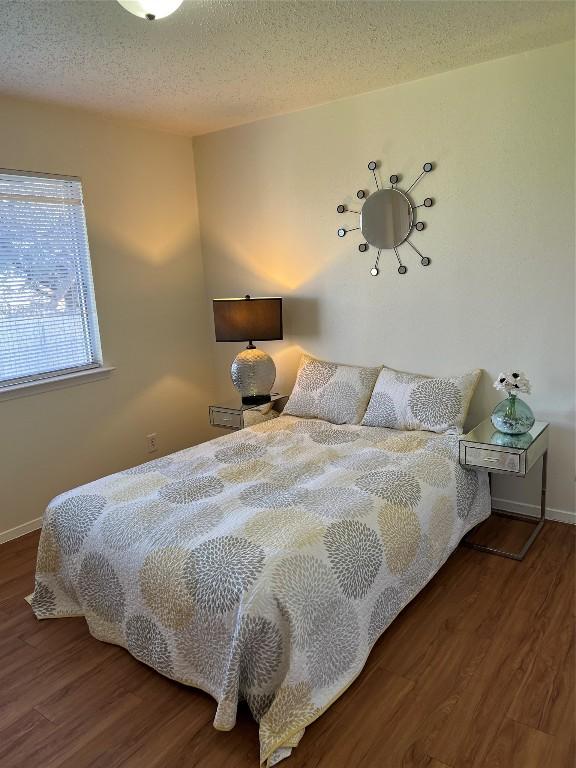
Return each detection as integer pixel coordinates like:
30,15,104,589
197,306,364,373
0,366,115,402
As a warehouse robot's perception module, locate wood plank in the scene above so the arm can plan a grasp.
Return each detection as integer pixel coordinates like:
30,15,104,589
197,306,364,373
23,615,92,651
49,653,216,768
293,663,415,766
481,717,552,768
507,564,575,735
0,590,37,618
98,698,219,768
171,704,261,768
0,571,36,602
3,693,141,768
360,619,495,767
0,531,40,559
465,515,537,553
0,551,39,584
35,649,146,724
425,522,574,768
0,708,57,765
545,669,576,768
376,547,501,681
351,544,524,765
0,635,119,732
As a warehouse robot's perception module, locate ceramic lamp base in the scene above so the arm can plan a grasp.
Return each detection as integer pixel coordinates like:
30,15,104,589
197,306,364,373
230,347,276,403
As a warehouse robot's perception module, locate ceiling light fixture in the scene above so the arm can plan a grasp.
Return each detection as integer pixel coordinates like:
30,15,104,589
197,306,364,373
116,0,184,21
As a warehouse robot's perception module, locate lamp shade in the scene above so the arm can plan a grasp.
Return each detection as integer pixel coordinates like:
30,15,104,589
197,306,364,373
213,296,283,342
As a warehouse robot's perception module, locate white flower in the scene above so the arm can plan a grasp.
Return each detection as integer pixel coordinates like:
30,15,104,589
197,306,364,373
494,371,531,395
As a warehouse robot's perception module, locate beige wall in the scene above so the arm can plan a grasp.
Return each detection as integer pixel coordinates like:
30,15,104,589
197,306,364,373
0,95,215,538
195,42,575,519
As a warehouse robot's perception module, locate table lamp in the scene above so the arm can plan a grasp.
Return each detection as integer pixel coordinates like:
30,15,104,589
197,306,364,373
212,295,283,404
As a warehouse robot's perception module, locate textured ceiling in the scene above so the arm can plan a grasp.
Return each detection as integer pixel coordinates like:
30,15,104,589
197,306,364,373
0,0,573,135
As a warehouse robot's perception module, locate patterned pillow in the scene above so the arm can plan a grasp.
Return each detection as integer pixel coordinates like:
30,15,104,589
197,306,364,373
284,354,381,425
361,366,481,433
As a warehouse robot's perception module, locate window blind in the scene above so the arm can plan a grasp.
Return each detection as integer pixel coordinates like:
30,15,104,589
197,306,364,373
0,170,102,388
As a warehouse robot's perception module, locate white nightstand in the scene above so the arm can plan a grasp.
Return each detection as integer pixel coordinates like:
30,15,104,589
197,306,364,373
209,393,288,431
459,419,549,560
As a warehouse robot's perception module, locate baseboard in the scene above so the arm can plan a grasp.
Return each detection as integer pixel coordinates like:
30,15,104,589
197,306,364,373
493,497,575,526
0,517,43,545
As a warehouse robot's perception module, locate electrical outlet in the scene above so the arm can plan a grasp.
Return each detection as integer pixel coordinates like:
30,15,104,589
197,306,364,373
146,433,158,453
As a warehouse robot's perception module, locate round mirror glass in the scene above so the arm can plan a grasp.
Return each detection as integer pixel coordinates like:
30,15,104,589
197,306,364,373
360,188,413,249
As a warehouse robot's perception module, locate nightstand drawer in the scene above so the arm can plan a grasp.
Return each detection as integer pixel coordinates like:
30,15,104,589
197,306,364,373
209,407,243,429
465,446,520,472
209,394,287,431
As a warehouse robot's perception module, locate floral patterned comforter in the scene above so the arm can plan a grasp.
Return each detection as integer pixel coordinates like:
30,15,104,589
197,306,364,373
31,415,490,765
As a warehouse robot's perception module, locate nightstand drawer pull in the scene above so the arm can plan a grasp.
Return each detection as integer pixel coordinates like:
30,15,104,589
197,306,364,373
465,446,520,472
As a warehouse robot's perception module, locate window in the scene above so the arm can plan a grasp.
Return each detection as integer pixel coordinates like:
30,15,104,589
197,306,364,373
0,170,102,389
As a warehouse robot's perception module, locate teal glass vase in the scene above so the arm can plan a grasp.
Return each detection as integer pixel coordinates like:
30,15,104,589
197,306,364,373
491,392,535,435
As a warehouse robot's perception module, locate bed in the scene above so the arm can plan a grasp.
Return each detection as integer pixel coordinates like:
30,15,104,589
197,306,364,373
30,414,490,766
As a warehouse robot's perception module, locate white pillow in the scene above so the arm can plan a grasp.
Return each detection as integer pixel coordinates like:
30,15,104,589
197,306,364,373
284,354,381,425
361,366,481,434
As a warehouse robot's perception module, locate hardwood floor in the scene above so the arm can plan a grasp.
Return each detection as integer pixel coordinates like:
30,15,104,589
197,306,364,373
0,521,574,767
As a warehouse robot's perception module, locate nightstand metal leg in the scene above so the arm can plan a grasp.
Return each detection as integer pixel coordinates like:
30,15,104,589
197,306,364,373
463,451,547,561
533,448,547,528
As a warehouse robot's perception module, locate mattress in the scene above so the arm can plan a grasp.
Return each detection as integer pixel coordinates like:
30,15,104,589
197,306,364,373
30,415,490,765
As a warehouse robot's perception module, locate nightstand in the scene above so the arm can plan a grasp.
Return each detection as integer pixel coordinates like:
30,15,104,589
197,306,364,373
209,393,288,431
459,419,549,560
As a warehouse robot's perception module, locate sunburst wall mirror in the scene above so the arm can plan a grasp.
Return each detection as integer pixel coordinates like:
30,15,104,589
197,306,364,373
336,161,435,276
